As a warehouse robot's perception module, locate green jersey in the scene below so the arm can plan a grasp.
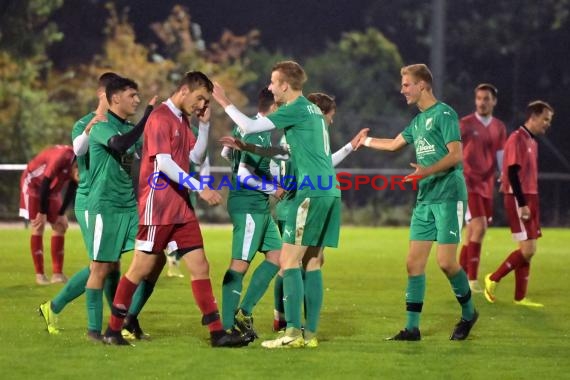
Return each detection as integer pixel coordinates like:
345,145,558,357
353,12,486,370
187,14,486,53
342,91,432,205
401,102,467,204
71,112,95,210
227,124,273,214
87,112,138,213
267,96,340,198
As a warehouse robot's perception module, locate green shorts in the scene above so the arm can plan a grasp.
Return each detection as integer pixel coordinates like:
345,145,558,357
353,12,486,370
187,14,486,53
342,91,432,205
410,201,466,244
74,206,91,254
282,196,341,248
231,213,282,262
89,210,138,262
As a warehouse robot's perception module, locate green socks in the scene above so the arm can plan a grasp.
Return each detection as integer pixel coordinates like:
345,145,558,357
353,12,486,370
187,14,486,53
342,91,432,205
283,268,304,330
405,274,426,330
449,269,475,320
221,269,244,330
86,288,103,333
304,269,323,334
103,270,120,309
128,280,155,317
274,274,284,314
240,261,279,315
51,266,90,313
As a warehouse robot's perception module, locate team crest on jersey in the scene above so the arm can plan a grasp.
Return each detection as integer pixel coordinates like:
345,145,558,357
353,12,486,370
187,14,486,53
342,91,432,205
416,137,436,158
425,118,433,130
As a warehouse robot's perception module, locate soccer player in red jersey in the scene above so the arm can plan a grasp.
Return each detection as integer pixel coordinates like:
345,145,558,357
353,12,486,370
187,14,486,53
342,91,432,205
458,84,507,293
484,100,554,307
19,145,78,285
102,71,250,347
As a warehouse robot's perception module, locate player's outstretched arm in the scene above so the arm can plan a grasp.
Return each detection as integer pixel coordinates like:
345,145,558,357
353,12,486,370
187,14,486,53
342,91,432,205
331,128,370,166
357,132,408,152
219,136,289,160
405,140,463,182
212,82,276,135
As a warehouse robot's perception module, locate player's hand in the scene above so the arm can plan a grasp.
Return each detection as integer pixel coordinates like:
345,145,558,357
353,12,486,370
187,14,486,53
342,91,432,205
404,162,426,182
212,82,231,108
85,113,107,134
519,205,531,221
351,128,370,150
31,213,48,230
148,95,159,107
54,215,69,232
219,136,247,151
197,104,211,123
199,188,223,206
274,187,287,201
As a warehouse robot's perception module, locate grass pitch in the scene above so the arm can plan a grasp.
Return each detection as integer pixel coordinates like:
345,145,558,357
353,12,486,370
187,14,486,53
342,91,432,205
0,226,568,379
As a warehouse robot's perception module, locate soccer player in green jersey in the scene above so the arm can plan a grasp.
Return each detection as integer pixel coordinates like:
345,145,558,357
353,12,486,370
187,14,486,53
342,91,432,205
213,61,341,348
357,64,478,341
219,87,285,341
83,76,150,341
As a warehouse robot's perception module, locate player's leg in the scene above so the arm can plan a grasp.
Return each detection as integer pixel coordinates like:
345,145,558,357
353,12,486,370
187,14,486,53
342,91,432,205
22,195,49,284
434,201,478,340
388,204,434,341
123,252,166,339
301,247,324,347
459,221,471,272
49,198,67,283
485,194,531,303
272,218,287,331
465,194,490,291
237,216,281,335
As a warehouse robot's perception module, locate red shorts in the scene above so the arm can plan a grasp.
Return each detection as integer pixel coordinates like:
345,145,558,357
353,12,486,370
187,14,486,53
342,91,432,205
135,219,204,254
19,193,61,224
504,194,541,241
465,193,493,222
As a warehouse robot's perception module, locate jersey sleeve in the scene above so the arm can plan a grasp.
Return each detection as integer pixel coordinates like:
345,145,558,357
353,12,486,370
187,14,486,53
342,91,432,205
145,113,172,157
90,122,118,148
440,110,461,144
401,123,415,144
71,115,91,140
497,122,507,151
503,133,525,168
267,103,307,130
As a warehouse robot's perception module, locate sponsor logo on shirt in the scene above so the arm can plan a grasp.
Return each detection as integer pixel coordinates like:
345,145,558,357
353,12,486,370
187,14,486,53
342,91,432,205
416,137,436,158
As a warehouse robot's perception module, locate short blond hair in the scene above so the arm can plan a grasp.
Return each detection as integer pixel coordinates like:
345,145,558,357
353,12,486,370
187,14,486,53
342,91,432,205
272,61,307,91
401,64,433,87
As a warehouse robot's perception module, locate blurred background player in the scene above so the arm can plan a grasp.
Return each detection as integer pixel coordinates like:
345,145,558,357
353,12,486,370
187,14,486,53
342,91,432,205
459,83,507,293
484,101,554,308
19,145,78,285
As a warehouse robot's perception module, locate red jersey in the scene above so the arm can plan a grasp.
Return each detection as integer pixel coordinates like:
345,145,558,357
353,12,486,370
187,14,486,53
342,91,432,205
500,127,538,195
21,145,75,198
138,102,197,226
460,113,506,198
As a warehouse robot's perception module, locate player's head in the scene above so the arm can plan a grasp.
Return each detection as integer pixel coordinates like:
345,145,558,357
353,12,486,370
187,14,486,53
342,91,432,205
105,77,140,117
258,87,276,115
96,72,121,105
269,61,307,103
174,71,213,116
400,64,433,105
308,92,336,126
474,83,498,117
525,100,554,135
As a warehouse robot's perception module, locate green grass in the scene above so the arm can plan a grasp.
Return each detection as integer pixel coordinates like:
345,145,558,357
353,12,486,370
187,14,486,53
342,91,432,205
1,226,569,379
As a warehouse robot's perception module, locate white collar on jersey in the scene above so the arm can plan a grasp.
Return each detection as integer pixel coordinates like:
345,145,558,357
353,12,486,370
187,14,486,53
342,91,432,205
165,98,184,121
475,113,493,127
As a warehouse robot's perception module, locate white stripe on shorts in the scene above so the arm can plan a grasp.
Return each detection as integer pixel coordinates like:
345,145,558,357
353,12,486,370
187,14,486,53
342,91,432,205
93,214,103,260
241,214,255,261
295,198,310,245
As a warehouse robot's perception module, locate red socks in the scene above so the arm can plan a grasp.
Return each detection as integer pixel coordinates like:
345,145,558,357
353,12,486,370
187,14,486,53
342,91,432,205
467,242,482,280
191,279,223,332
31,235,44,274
490,249,527,282
51,236,64,274
109,276,138,331
514,261,531,301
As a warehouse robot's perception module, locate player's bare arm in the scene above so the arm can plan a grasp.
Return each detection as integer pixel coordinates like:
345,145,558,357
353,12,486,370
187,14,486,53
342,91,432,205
219,136,289,160
358,132,407,152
